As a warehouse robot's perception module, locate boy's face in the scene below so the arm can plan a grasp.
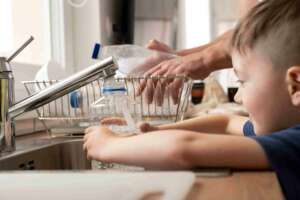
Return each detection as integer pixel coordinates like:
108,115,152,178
232,49,293,134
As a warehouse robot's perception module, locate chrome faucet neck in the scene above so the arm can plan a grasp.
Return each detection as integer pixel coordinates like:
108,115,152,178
0,57,15,153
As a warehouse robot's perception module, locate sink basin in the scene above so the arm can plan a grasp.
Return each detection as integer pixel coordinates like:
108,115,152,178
0,140,91,170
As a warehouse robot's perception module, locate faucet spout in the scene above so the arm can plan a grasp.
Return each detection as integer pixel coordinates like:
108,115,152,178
0,57,117,153
9,57,117,119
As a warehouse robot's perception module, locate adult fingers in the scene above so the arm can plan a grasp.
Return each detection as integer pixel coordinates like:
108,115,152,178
146,39,174,53
149,65,170,89
136,65,161,96
137,57,177,97
158,62,182,90
169,78,184,105
137,56,174,96
144,78,155,104
153,79,165,106
162,65,187,104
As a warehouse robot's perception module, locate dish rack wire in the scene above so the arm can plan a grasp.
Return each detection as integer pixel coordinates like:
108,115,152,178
22,76,193,136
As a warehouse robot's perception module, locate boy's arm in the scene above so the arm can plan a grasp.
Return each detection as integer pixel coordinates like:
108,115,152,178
180,131,269,169
142,114,248,136
84,126,269,170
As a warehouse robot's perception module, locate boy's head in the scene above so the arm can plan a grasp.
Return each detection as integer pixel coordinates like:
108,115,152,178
231,0,300,134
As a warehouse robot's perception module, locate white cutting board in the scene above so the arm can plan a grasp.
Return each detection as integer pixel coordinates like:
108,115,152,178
0,171,195,200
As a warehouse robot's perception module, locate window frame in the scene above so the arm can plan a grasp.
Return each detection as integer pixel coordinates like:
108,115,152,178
48,0,74,70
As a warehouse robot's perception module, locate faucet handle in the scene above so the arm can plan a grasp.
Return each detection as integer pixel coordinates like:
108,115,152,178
7,36,34,63
0,36,34,73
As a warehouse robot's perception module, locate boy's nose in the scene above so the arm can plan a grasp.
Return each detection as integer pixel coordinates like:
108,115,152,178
234,88,242,104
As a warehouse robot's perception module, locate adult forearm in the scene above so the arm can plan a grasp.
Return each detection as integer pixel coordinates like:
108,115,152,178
176,43,211,56
174,0,259,69
179,31,233,72
177,30,232,56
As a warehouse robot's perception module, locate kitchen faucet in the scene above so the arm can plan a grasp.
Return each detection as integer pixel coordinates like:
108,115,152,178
0,37,118,153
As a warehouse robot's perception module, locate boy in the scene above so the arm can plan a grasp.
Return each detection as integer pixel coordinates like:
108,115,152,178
83,0,300,199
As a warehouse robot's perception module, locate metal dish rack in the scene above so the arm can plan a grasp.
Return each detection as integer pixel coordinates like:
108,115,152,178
22,76,193,136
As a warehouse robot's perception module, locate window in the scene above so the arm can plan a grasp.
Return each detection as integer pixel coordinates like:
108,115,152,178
184,0,211,48
0,0,51,65
0,0,13,54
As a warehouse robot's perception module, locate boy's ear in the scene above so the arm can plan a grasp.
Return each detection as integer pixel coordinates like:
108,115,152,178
287,66,300,106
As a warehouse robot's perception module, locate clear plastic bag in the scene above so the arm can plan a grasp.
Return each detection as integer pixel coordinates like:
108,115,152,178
99,44,176,76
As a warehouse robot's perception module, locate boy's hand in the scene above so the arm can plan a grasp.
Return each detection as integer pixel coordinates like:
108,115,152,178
83,126,117,161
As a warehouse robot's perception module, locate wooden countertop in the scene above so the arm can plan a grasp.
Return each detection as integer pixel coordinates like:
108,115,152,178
186,171,284,200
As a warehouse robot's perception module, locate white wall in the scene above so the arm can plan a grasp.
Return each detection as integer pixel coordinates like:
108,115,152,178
211,0,239,38
134,0,176,47
10,0,50,65
0,0,13,55
177,0,211,49
71,0,100,72
134,0,212,50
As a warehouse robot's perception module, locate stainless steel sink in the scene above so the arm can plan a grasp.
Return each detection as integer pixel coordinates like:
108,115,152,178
0,139,91,170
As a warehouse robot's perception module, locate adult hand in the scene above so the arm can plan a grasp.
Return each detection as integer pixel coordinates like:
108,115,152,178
128,50,176,76
138,31,233,105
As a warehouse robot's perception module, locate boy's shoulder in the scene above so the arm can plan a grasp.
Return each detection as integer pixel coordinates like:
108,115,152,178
246,122,300,200
244,121,300,139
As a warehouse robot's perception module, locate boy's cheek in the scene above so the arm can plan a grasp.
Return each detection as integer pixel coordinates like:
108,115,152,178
240,89,260,117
